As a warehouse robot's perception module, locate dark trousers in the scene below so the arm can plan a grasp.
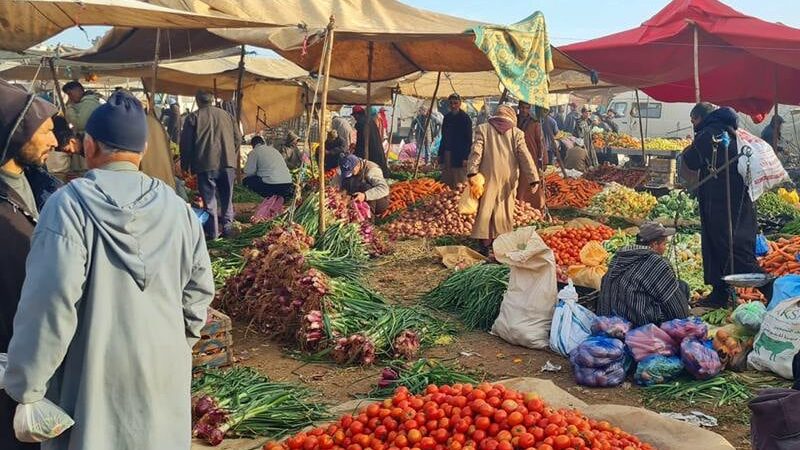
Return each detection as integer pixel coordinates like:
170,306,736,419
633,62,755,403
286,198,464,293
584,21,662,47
242,176,295,201
197,168,236,239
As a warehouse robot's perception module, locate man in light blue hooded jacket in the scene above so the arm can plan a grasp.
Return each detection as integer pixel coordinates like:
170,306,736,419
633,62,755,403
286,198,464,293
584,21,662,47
4,90,215,450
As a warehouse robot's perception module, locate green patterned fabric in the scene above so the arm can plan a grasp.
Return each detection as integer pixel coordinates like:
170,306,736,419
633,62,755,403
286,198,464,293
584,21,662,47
473,12,554,109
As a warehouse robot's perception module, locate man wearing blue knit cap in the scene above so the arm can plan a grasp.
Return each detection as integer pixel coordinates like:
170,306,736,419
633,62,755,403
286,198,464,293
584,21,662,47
4,90,214,450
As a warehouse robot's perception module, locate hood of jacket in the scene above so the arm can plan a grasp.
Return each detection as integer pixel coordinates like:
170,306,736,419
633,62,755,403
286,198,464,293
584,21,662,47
696,106,738,133
69,163,181,290
605,245,656,282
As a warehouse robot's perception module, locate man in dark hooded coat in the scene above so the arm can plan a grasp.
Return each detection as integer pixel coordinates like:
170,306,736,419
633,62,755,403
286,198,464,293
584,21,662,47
681,103,769,307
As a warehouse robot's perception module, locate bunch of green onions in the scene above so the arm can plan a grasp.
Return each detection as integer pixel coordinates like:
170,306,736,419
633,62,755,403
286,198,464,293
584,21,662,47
422,263,510,330
370,358,481,397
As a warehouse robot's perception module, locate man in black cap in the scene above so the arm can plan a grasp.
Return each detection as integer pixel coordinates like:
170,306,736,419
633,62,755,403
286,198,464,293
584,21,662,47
0,78,60,450
5,89,214,450
598,221,690,327
180,90,242,239
439,93,472,188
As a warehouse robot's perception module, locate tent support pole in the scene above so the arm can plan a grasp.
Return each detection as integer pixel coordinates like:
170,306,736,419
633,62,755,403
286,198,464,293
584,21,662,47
47,58,67,117
364,41,374,162
635,89,646,162
693,24,700,103
235,45,246,183
150,28,161,115
213,78,218,106
413,71,442,179
318,18,336,236
386,88,398,158
773,68,780,150
499,88,510,105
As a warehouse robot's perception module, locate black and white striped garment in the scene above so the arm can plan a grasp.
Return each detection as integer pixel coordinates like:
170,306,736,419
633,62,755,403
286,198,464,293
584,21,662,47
598,245,690,327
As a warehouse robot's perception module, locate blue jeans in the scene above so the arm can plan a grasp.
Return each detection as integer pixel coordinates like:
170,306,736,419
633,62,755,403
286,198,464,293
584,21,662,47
197,168,236,239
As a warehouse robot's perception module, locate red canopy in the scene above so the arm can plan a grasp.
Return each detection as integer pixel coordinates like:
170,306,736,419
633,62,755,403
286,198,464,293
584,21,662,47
561,0,800,118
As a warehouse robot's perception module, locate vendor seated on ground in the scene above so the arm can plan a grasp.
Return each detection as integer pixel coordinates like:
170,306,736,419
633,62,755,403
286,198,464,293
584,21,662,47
242,136,295,201
563,138,592,173
598,222,690,327
334,154,390,216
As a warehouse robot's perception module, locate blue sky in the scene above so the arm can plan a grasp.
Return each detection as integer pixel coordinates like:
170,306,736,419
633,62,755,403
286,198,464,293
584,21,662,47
47,0,800,49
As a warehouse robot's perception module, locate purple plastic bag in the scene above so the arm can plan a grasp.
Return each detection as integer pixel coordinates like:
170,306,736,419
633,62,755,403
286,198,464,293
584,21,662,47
591,316,632,339
625,324,678,361
573,361,626,387
251,195,285,224
680,338,722,380
660,317,708,343
569,336,626,368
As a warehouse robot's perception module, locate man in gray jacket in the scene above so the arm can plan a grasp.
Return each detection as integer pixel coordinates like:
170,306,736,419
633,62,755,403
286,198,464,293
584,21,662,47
180,91,242,239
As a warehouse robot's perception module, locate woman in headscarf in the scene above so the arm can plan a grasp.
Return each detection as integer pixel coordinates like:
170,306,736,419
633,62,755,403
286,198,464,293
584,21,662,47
467,105,540,249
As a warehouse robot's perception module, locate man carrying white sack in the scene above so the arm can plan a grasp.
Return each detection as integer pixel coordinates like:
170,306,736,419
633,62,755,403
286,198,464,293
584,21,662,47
4,90,215,450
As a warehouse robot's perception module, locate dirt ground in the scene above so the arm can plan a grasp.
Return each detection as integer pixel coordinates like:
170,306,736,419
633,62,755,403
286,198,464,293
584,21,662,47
221,222,751,449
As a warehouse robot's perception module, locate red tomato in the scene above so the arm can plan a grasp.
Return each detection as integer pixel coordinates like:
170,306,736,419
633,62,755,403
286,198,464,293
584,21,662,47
419,437,436,450
507,412,524,427
552,435,571,450
432,429,448,444
475,416,490,431
408,429,422,444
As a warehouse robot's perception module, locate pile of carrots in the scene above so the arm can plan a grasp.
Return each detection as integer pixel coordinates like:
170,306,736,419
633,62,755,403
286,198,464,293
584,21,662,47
381,178,448,218
544,173,603,209
759,237,800,276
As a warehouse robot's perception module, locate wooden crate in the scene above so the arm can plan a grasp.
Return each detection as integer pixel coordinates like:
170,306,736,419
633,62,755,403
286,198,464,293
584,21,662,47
648,157,677,173
192,308,233,370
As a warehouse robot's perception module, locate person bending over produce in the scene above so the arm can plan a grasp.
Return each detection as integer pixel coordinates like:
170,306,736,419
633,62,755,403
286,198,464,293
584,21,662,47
598,222,690,327
563,138,592,173
4,91,215,450
466,105,539,250
243,135,295,201
336,154,390,215
681,103,770,308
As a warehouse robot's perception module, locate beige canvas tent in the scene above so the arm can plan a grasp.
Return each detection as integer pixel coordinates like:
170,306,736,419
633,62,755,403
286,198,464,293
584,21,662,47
0,0,274,52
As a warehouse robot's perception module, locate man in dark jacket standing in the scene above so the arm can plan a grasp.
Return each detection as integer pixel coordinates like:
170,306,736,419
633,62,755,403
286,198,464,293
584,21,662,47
682,103,769,307
180,91,242,239
439,94,472,188
0,78,60,450
353,106,390,176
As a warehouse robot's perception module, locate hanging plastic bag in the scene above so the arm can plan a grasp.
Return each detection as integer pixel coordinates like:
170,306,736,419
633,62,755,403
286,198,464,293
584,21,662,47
591,316,632,340
732,301,767,332
458,187,479,215
680,339,723,380
736,128,789,201
634,355,684,386
625,324,678,361
567,241,609,290
14,399,75,442
569,336,626,368
659,317,708,343
469,173,485,199
573,361,626,388
251,195,285,224
549,281,597,356
755,233,770,257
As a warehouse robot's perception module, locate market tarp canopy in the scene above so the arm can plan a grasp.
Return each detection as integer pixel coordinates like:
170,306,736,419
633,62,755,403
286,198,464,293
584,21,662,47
561,0,800,116
0,0,274,52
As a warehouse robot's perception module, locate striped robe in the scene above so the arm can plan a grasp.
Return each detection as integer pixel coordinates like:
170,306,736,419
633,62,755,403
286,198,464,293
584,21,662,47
598,245,689,327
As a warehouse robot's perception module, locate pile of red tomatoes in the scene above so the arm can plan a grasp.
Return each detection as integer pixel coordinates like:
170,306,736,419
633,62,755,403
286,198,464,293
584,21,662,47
264,383,654,450
541,227,615,266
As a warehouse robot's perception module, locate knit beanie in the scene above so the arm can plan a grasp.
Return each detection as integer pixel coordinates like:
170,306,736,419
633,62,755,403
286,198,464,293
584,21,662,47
85,90,147,152
0,79,57,161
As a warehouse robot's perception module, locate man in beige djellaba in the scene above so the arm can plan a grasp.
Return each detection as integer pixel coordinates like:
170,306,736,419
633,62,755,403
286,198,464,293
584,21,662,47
466,105,540,252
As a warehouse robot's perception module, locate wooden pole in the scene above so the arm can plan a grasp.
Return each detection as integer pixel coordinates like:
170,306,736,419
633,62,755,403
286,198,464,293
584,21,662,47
363,41,374,162
499,88,510,105
47,58,67,117
234,45,246,183
773,68,780,150
693,24,701,103
385,88,399,158
635,89,647,163
151,28,161,113
213,78,218,106
318,17,336,236
413,71,442,179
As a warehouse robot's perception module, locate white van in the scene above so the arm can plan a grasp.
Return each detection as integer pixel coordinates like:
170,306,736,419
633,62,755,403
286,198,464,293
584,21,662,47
606,91,695,139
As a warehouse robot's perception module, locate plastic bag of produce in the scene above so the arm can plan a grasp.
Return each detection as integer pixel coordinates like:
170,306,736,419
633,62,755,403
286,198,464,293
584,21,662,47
569,336,626,368
625,324,678,361
14,399,75,442
769,275,800,311
736,128,789,201
733,301,767,332
549,281,596,356
573,361,626,387
659,317,708,342
634,355,684,386
567,241,608,290
755,233,770,257
491,227,558,349
251,195,285,223
748,297,800,379
680,339,723,380
591,316,632,339
457,185,478,215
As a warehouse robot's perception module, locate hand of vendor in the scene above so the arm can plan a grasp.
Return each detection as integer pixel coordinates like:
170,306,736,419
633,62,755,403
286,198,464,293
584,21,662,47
352,192,366,203
530,181,541,195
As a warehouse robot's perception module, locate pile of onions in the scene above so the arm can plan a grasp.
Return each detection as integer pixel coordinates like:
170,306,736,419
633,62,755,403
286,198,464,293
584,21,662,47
385,185,543,239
